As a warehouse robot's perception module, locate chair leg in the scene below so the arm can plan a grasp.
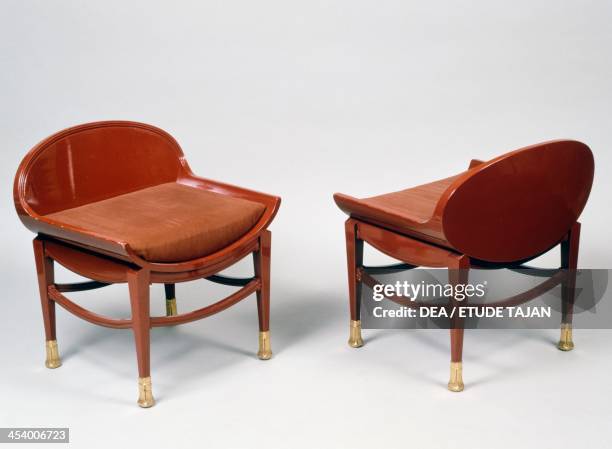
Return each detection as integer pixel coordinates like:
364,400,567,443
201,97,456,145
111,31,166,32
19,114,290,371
448,257,469,392
448,328,465,392
128,269,154,408
164,283,177,316
253,230,272,360
558,222,580,351
345,219,364,348
33,238,61,369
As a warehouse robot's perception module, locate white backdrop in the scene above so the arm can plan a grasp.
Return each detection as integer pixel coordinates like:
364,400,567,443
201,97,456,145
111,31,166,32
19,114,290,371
1,1,611,448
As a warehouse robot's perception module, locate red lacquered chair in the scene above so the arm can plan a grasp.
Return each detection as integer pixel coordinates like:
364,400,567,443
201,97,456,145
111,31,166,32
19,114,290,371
14,121,280,407
334,140,594,391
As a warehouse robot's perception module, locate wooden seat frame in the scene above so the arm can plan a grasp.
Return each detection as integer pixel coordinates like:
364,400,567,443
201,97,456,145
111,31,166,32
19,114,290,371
15,121,281,407
337,140,594,392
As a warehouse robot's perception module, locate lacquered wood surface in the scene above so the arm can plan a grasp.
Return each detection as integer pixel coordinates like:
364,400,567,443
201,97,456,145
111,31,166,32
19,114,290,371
356,220,458,268
34,239,56,341
14,121,281,271
128,269,151,379
48,285,132,329
335,140,594,264
345,219,364,322
150,279,261,327
337,141,592,391
17,122,280,406
560,222,580,326
253,231,271,332
439,140,593,262
17,122,183,216
44,238,134,283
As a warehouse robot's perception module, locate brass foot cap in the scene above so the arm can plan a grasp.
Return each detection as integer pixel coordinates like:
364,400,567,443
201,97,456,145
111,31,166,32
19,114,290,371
447,362,464,392
45,340,62,369
257,331,272,360
557,324,574,351
348,320,364,348
166,298,177,317
137,377,155,408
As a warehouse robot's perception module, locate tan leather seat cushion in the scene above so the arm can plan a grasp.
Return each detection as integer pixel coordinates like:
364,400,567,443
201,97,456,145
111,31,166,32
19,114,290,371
46,182,265,262
361,175,460,223
334,174,464,247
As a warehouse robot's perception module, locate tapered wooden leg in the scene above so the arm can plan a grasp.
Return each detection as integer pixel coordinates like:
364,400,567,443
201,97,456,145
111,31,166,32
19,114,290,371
345,219,364,348
448,256,469,392
558,222,580,351
253,230,272,360
33,238,62,369
164,283,177,316
128,268,154,408
449,326,464,392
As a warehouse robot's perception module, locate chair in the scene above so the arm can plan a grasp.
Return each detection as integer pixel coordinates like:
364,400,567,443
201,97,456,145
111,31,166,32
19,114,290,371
14,121,281,407
333,140,594,391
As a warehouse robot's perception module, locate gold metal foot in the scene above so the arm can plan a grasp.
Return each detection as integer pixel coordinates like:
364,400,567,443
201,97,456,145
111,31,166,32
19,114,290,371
257,331,272,360
557,323,574,351
137,377,155,408
165,297,177,316
348,320,364,348
447,362,464,392
45,340,62,369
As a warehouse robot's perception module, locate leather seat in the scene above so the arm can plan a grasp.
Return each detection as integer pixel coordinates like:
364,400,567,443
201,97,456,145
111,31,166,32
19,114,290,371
15,121,281,408
335,140,595,394
334,174,463,246
360,174,460,222
46,182,265,262
335,140,595,263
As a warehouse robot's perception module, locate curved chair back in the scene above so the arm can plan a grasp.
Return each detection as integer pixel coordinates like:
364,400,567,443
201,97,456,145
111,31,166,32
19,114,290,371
440,140,594,263
14,121,186,216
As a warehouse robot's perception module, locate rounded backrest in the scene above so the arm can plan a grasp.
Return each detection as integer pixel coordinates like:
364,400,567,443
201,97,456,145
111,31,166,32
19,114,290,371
441,140,594,263
14,121,186,216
